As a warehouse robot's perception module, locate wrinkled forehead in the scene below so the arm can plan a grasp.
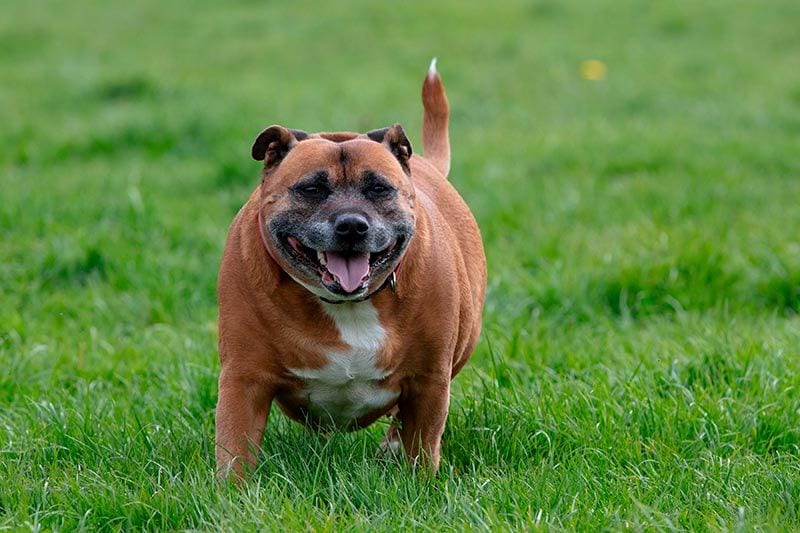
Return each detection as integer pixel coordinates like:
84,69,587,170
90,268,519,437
272,138,404,186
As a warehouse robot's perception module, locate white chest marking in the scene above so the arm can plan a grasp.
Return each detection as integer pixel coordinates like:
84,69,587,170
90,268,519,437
288,301,398,426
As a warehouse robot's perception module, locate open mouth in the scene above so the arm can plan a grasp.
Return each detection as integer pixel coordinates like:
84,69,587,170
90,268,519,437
282,235,404,295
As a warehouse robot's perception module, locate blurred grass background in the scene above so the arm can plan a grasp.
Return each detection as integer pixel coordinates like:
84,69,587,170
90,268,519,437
2,0,800,529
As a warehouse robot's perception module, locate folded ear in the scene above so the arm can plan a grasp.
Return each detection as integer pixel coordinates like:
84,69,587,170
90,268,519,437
251,126,309,169
366,123,413,174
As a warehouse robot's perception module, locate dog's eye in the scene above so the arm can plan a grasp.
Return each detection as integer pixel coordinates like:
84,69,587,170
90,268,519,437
301,185,323,196
293,184,329,200
364,183,394,199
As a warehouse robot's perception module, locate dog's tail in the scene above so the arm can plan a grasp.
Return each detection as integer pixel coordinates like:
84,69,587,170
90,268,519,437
422,58,450,178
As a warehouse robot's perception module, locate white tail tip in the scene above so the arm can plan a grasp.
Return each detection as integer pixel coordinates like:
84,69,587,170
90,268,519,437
427,57,438,79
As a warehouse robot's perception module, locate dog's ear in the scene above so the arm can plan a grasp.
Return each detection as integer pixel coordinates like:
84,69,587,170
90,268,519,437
252,126,309,169
366,123,412,174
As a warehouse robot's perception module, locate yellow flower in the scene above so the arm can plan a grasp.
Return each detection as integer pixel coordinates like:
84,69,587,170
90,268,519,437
580,60,606,81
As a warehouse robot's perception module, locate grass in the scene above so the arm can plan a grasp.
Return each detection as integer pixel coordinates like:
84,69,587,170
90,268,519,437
2,0,800,529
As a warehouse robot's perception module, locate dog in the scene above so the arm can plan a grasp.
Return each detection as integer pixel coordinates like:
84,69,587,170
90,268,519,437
215,60,486,479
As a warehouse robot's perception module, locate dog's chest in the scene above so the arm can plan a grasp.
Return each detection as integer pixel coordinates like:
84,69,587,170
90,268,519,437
288,301,398,427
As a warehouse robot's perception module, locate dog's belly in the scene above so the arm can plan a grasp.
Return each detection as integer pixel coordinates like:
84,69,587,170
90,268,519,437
289,365,398,428
286,300,399,428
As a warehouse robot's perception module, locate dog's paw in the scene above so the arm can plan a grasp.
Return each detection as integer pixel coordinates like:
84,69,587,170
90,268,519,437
376,423,402,461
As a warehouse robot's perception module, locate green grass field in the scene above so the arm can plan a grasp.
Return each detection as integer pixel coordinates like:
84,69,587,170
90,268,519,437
2,0,800,529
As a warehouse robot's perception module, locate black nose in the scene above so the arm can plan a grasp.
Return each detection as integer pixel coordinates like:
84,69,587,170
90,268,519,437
334,213,369,241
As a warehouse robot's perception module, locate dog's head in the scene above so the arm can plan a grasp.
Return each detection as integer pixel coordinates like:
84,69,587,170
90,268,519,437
253,124,415,301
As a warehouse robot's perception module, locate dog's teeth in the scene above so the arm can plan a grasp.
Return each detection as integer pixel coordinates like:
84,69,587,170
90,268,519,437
317,251,327,266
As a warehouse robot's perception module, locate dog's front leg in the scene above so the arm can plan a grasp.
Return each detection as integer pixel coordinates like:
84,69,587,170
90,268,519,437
398,375,451,472
215,369,273,481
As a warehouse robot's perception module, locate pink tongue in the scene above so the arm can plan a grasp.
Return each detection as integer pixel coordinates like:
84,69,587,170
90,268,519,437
325,252,370,293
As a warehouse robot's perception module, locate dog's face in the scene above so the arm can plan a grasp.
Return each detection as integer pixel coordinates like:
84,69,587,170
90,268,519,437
253,124,416,301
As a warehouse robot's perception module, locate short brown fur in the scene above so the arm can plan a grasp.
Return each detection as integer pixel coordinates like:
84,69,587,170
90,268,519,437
216,65,486,479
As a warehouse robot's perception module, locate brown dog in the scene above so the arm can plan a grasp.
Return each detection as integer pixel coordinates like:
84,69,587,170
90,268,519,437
215,60,486,479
